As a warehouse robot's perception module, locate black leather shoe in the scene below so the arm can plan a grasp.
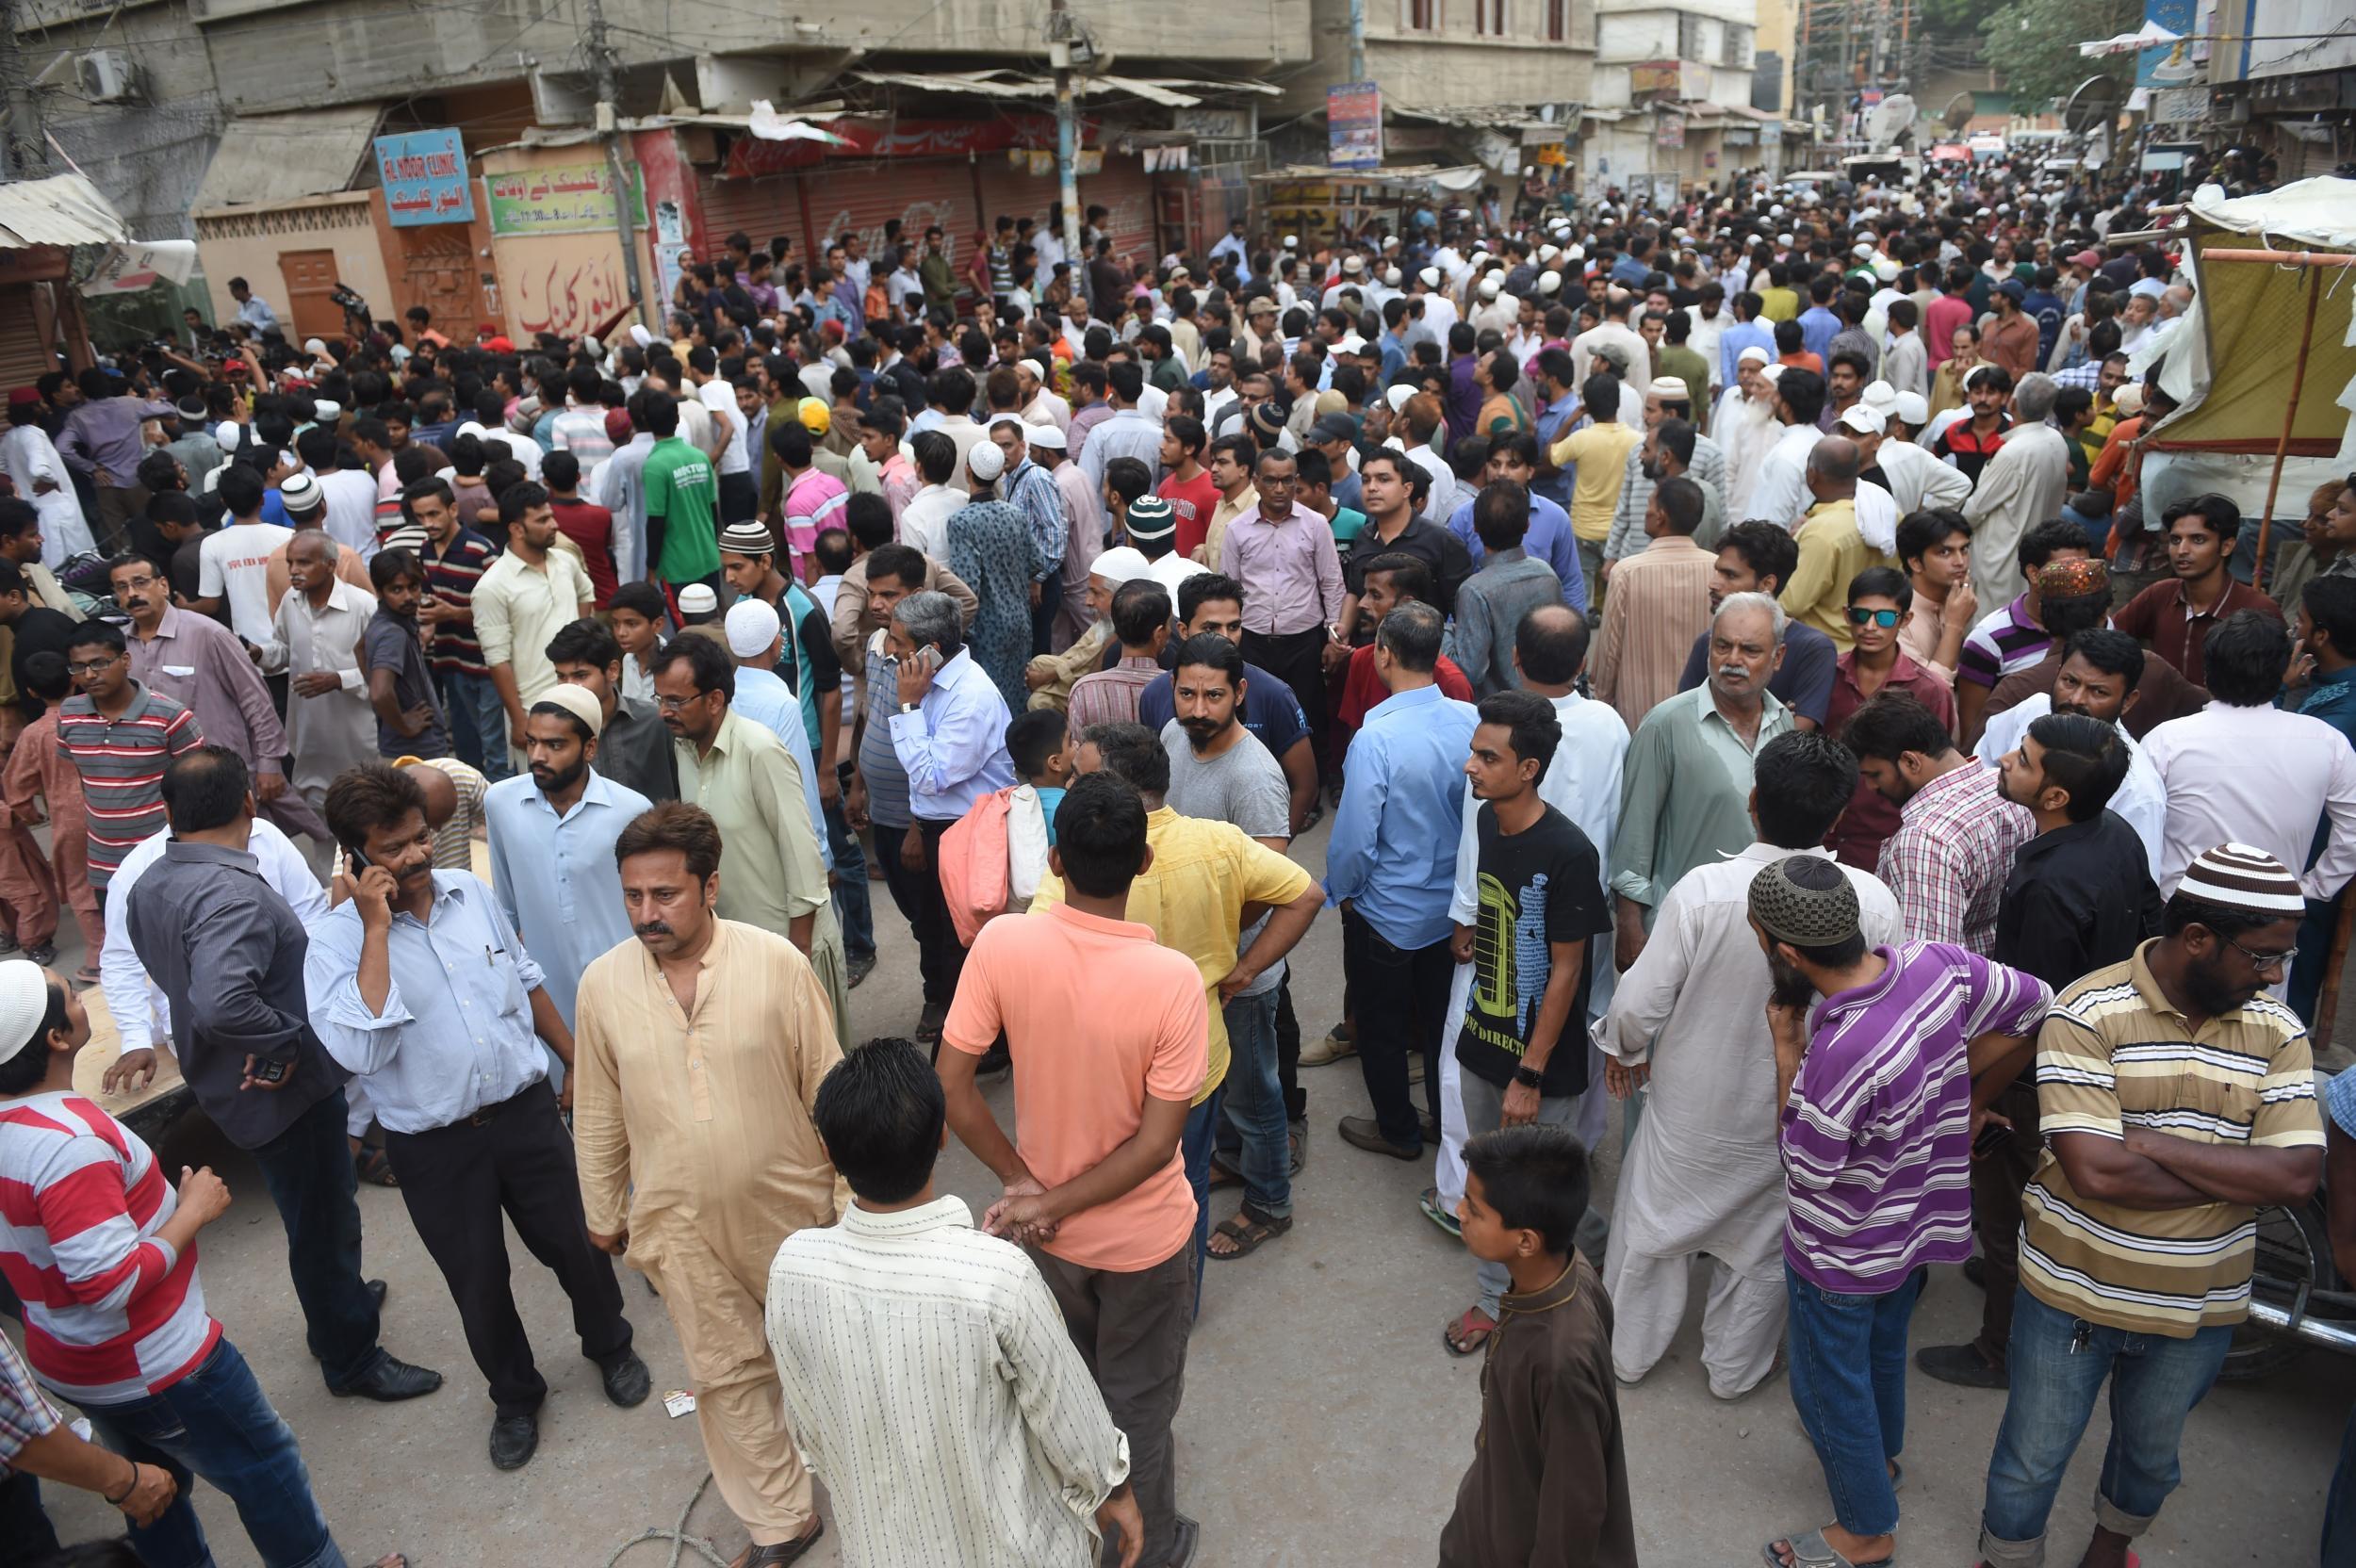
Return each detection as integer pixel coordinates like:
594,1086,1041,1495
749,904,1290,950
331,1354,444,1403
600,1350,651,1408
1915,1341,2008,1389
488,1412,538,1471
367,1279,388,1311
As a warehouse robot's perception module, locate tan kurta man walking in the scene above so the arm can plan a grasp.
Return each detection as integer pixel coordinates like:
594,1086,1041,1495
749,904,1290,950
573,801,845,1567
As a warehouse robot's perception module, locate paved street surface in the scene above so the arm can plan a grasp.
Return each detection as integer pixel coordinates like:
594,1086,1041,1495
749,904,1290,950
25,814,2356,1565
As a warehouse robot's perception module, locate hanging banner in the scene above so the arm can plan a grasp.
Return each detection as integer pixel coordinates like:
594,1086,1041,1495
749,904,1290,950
1328,82,1383,171
79,238,199,295
483,162,649,238
376,129,476,227
1658,110,1686,149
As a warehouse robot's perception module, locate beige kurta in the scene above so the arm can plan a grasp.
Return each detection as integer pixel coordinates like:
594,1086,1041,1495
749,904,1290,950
572,921,847,1544
674,710,849,1048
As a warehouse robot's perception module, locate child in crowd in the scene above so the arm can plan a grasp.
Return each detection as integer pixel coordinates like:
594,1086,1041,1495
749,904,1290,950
1006,707,1073,845
1,652,99,982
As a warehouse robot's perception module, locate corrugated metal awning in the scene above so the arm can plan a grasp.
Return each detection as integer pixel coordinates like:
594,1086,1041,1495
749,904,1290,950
193,104,385,214
0,172,131,248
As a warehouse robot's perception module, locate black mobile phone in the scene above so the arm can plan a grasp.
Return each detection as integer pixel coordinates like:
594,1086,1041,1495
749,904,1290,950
1971,1120,2010,1158
251,1059,288,1084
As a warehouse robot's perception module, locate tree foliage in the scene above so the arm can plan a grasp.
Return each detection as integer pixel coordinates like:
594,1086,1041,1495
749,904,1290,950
1978,0,2139,111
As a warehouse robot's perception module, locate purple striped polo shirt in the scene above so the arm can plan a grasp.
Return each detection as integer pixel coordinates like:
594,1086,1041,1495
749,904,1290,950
1779,941,2052,1294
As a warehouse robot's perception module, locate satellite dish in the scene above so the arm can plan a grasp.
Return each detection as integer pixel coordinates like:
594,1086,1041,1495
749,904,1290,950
2064,74,2123,135
1941,90,1975,133
1866,92,1918,151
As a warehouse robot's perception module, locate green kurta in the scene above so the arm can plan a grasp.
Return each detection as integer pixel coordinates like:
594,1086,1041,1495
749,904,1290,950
1608,683,1794,927
675,710,850,1047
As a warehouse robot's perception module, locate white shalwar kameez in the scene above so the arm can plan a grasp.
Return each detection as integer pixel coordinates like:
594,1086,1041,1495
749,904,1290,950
1590,841,1902,1397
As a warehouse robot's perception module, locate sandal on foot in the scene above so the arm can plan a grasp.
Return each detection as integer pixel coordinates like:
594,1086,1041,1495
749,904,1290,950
1443,1306,1497,1356
1208,1202,1292,1260
353,1147,400,1187
1760,1528,1894,1568
1418,1185,1463,1239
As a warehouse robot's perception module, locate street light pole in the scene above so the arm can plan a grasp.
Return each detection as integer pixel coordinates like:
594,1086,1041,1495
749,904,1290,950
582,0,648,329
1049,0,1085,306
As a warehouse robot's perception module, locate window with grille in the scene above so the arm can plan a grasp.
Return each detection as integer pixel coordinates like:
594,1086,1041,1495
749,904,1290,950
1402,0,1436,29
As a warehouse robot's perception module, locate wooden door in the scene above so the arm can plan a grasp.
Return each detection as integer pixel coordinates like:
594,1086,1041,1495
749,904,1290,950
395,222,487,342
277,248,345,344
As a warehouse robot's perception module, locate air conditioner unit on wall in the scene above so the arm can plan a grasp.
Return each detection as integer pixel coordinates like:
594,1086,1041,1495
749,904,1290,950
76,50,142,105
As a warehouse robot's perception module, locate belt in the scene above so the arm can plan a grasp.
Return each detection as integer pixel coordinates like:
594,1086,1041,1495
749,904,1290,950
455,1081,544,1129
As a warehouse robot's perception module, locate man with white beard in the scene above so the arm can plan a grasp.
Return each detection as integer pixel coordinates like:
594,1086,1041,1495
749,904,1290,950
1595,730,1903,1397
1711,349,1781,519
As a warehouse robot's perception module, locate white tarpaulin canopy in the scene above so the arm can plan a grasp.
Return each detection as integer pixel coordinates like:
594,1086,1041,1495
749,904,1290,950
80,239,201,296
2080,20,2183,55
0,172,130,249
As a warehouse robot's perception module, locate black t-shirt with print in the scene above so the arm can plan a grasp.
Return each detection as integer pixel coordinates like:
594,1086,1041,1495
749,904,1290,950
1454,801,1610,1097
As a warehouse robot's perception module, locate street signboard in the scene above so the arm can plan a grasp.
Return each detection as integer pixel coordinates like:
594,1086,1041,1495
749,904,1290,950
376,129,475,227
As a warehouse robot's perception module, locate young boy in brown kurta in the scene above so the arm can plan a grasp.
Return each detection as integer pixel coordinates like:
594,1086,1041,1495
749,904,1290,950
1439,1123,1639,1568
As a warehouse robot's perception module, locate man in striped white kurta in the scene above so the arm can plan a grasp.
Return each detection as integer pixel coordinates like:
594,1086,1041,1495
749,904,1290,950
764,1037,1138,1567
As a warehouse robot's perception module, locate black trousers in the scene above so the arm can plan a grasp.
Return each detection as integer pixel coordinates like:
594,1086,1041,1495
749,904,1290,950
1276,973,1304,1122
1241,627,1333,786
383,1079,631,1417
1342,905,1453,1150
717,470,759,525
0,1469,58,1568
908,818,966,1010
249,1086,383,1390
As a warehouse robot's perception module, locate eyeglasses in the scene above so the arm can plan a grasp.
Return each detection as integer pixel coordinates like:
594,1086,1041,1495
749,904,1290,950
66,657,122,676
1844,607,1902,629
654,692,712,712
2225,935,2298,972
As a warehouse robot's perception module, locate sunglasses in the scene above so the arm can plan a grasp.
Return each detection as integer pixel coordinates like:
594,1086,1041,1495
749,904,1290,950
1845,607,1902,629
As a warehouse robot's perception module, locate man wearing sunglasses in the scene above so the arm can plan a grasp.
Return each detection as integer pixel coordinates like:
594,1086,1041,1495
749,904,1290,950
1822,567,1955,874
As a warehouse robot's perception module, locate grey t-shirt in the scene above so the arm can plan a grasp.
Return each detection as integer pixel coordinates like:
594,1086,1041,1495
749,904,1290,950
1161,719,1293,996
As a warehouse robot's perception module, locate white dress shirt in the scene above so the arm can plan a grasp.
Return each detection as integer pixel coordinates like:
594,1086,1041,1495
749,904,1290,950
103,820,326,1054
900,483,967,559
2142,701,2356,898
764,1196,1130,1568
1972,694,2168,883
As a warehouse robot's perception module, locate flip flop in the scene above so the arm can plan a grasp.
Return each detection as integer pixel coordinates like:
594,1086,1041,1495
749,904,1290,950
1443,1306,1497,1356
1760,1528,1895,1568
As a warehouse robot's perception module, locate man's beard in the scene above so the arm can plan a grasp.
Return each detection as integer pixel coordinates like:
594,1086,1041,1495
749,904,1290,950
1768,953,1818,1011
2184,951,2257,1018
531,758,588,795
1179,715,1231,754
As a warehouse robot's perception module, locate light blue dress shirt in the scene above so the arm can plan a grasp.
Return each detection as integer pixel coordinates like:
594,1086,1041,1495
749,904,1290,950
889,646,1015,822
729,664,834,870
1444,491,1587,612
303,872,552,1135
483,770,650,1028
1720,319,1775,388
1321,683,1479,950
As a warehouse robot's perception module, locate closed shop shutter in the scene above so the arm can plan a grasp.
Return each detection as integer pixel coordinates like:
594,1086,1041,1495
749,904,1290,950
695,172,804,261
973,154,1158,268
798,159,978,270
0,286,56,390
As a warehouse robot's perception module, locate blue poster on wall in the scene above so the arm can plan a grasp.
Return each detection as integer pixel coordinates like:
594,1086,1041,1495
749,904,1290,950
2137,0,2201,86
376,129,476,226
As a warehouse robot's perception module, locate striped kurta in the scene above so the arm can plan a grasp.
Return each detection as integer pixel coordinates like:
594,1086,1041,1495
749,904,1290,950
55,682,204,889
2022,942,2325,1337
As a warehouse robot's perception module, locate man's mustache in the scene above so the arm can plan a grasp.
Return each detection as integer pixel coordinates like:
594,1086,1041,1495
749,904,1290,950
634,921,674,938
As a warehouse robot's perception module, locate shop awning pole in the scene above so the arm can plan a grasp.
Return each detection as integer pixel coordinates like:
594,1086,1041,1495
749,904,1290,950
2250,263,2324,583
2200,249,2356,267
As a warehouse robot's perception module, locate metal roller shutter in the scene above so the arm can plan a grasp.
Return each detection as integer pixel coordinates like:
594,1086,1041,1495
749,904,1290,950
798,159,979,269
973,153,1158,267
695,172,804,261
0,286,57,389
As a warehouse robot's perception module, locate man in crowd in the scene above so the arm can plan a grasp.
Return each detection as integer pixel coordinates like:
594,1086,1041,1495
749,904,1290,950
1979,844,2321,1568
2108,494,2279,688
1674,522,1839,729
1447,482,1562,699
1613,593,1796,972
1325,603,1480,1162
124,746,442,1404
1916,710,2162,1392
651,635,848,1047
548,616,678,804
1972,628,2168,881
1591,475,1712,728
1069,580,1172,732
1221,449,1345,781
763,1037,1142,1566
308,760,647,1469
474,482,597,776
575,803,843,1568
56,619,202,894
1963,373,2071,607
1599,731,1902,1398
264,532,378,821
940,772,1211,1568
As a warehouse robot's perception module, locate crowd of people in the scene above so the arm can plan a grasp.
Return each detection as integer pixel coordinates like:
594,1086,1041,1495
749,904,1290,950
0,150,2350,1568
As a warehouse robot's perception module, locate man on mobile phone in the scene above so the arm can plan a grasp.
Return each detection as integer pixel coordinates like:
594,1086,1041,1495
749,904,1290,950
1914,711,2161,1391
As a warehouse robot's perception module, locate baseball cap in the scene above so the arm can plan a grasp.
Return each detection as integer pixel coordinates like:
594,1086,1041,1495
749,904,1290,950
1837,404,1887,436
1310,413,1358,443
1892,391,1930,427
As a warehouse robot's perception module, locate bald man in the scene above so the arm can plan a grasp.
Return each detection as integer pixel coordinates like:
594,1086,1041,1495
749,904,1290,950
1780,437,1890,650
399,756,489,874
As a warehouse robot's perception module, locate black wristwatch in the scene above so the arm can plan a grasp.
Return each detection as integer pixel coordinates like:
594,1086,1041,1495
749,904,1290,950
1512,1064,1546,1090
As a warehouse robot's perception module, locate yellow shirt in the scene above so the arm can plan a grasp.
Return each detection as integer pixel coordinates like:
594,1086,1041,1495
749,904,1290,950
1781,498,1890,649
1031,805,1312,1106
1549,421,1642,542
1759,286,1799,323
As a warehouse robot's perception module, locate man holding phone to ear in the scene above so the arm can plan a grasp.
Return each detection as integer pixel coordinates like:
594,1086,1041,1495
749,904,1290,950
123,744,445,1406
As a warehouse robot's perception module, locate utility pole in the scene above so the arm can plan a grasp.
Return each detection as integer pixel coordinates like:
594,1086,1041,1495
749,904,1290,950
0,0,51,181
1349,0,1366,83
1048,0,1084,308
582,0,647,328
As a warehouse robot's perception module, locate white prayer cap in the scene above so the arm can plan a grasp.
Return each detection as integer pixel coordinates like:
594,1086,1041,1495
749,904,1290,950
677,582,720,616
1647,376,1693,400
310,399,342,422
1838,403,1887,436
303,337,329,357
1282,234,1299,249
967,440,1006,482
1024,421,1066,450
1478,279,1500,300
1536,272,1562,295
1383,268,1402,286
1539,244,1560,262
1893,391,1930,426
1860,380,1899,413
1385,384,1417,413
1418,267,1441,287
1737,345,1771,367
1088,546,1153,585
1565,244,1585,262
724,597,782,659
0,960,52,1067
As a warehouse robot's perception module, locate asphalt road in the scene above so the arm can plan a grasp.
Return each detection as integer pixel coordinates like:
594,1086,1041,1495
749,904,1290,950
25,810,2356,1566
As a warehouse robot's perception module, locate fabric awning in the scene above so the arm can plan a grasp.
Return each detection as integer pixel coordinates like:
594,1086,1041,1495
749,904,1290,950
0,172,130,248
194,105,385,213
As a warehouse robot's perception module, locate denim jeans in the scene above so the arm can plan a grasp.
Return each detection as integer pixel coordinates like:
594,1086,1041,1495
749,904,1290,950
81,1338,352,1568
1785,1263,1925,1539
437,667,511,781
1181,1086,1224,1315
1214,988,1290,1219
249,1086,384,1391
0,1466,59,1568
1978,1285,2233,1568
823,791,875,961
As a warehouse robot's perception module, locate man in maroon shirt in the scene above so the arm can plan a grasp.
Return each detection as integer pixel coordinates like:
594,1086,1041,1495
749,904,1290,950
1332,552,1472,762
540,450,618,609
2108,494,2279,688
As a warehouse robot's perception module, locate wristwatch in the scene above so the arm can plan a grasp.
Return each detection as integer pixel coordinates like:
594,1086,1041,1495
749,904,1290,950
1513,1064,1546,1090
899,701,922,716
